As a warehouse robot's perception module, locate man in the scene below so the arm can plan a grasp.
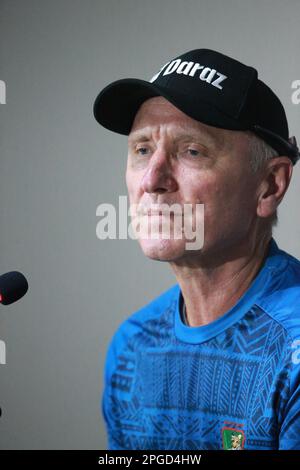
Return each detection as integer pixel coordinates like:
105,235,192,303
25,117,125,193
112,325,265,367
93,49,300,450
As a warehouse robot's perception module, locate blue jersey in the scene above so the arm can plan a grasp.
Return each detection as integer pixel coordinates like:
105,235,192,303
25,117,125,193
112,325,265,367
101,238,300,450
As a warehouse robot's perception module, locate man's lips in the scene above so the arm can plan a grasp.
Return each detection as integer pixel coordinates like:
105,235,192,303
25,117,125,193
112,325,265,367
136,206,184,216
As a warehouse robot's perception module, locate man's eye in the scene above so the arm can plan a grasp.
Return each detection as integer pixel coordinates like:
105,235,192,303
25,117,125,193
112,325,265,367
187,148,200,157
136,147,150,155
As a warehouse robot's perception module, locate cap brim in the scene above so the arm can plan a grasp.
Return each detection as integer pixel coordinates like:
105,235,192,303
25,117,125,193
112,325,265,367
93,78,248,135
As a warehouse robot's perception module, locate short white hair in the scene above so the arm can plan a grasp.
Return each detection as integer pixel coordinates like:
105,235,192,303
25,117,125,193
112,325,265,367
246,132,279,228
246,131,279,173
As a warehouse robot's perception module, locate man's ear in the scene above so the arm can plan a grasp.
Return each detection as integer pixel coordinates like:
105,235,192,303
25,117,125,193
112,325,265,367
256,157,293,219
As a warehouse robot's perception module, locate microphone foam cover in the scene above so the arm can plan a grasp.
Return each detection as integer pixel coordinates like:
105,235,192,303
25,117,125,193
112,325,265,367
0,271,29,305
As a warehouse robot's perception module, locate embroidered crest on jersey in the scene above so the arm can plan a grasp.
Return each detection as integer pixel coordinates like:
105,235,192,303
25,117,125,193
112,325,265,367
222,426,245,450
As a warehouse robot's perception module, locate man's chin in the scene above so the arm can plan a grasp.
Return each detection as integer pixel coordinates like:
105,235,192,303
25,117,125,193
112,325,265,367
138,238,187,262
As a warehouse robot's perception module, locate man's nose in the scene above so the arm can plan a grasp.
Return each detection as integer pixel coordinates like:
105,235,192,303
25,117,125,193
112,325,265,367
140,149,178,194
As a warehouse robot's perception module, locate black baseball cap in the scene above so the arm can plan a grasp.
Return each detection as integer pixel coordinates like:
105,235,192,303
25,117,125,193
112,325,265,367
93,49,299,164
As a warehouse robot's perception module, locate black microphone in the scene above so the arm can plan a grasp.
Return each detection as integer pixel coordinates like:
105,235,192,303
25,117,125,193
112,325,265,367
0,271,29,305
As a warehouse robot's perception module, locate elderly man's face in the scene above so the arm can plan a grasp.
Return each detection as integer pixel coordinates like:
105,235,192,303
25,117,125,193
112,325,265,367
126,96,262,262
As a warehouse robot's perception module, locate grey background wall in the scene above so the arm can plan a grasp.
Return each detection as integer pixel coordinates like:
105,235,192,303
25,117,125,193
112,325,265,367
0,0,299,449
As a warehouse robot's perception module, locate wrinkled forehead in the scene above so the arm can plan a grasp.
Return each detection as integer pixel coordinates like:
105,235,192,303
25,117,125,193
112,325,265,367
129,96,249,153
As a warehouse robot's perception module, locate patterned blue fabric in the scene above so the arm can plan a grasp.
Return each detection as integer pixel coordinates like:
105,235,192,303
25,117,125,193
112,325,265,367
101,238,300,449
